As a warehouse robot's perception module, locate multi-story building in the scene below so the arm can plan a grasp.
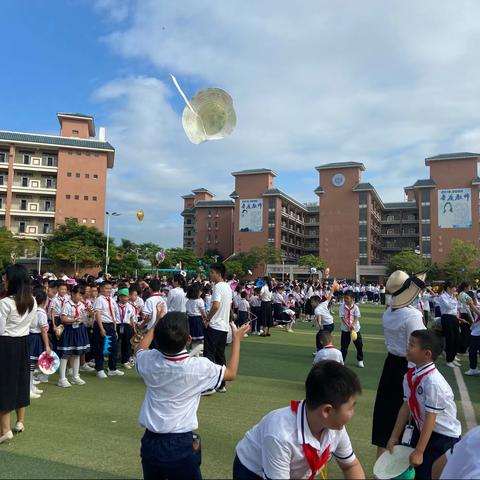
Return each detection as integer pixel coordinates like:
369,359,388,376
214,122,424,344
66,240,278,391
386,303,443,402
0,113,114,237
181,153,480,281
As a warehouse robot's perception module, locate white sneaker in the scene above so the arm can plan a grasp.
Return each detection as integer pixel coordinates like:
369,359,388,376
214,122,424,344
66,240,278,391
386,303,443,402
0,430,13,444
122,362,132,369
57,378,72,388
243,333,249,337
453,360,462,367
107,369,125,376
465,368,480,376
97,370,108,379
30,390,42,399
80,364,95,372
455,355,462,361
446,362,457,368
88,360,95,367
259,330,264,335
13,422,24,433
32,378,41,385
201,389,217,396
38,373,49,383
357,361,365,368
32,386,43,394
67,368,73,377
287,328,294,333
71,376,86,385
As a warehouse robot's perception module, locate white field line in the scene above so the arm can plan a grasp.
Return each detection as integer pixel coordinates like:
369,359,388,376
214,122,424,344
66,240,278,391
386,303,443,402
453,366,477,430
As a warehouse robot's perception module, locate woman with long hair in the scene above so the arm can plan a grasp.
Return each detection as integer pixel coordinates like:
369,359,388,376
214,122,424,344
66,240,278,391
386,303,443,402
259,276,273,337
0,265,37,443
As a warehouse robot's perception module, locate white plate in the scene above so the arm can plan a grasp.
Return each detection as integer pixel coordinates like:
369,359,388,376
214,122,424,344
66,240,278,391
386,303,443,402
373,445,414,479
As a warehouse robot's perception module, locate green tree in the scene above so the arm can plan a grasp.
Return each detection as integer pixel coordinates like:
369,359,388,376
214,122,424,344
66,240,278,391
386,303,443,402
45,219,113,270
0,228,38,270
387,250,430,276
224,259,247,277
298,254,326,271
163,248,200,270
443,239,480,284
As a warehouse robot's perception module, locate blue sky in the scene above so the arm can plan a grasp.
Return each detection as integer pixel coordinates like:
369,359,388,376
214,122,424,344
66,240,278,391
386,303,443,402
2,0,480,246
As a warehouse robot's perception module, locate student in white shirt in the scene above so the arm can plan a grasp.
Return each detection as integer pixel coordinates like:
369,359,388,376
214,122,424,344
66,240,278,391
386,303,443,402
310,293,334,351
233,361,365,479
186,282,207,348
388,330,461,479
136,311,250,480
202,263,233,396
167,274,187,312
116,288,137,369
465,293,480,375
339,291,364,368
259,277,273,337
142,279,167,331
237,291,250,333
249,288,262,335
313,330,343,365
437,281,460,367
92,281,124,379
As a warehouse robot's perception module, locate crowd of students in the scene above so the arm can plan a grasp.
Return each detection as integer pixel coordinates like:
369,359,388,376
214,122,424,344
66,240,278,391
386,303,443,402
1,263,479,479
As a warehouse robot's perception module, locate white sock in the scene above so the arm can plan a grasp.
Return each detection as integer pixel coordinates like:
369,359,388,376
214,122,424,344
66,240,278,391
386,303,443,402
30,371,34,391
59,358,68,380
72,356,80,378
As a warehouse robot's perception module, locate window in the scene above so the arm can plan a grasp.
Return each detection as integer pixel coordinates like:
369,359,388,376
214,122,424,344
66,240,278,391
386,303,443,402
23,154,30,165
20,200,27,210
72,129,79,135
66,194,71,199
77,151,81,156
67,172,72,177
84,196,89,200
85,174,90,179
0,152,6,163
0,176,3,186
92,196,97,201
19,222,25,233
90,219,96,224
74,195,79,200
0,198,2,209
21,177,28,187
68,151,73,155
46,178,53,188
45,200,51,211
93,174,98,179
421,189,430,203
46,156,54,166
75,173,80,178
42,224,50,234
82,218,87,224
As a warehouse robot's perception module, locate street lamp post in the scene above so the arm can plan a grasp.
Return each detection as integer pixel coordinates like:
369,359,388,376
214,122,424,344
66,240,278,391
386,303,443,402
37,238,44,275
105,211,121,276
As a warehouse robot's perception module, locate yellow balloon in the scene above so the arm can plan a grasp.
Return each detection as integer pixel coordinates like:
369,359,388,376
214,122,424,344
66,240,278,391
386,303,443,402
350,330,357,342
136,209,144,222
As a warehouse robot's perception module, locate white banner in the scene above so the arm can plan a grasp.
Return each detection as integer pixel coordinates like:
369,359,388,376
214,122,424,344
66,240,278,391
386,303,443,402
239,199,263,232
438,188,472,228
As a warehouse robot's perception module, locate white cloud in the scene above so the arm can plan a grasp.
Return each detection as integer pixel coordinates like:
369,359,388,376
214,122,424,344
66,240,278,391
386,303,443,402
91,0,480,244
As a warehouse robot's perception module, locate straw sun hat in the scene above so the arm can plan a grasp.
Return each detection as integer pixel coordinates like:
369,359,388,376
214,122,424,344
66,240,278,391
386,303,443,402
182,88,237,144
386,270,427,309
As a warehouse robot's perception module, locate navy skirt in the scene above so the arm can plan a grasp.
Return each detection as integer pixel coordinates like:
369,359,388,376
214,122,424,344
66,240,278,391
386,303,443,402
28,332,45,361
188,316,204,341
58,323,91,357
237,310,248,325
273,303,283,321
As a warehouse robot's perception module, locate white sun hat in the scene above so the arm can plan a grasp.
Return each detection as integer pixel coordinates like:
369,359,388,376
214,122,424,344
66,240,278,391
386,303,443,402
386,270,427,309
171,74,236,144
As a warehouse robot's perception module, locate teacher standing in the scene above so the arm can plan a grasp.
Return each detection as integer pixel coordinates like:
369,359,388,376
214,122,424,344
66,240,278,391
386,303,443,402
0,265,37,444
371,270,426,457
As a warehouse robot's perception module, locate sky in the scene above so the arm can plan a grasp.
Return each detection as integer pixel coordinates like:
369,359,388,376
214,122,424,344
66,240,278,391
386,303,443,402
2,0,480,246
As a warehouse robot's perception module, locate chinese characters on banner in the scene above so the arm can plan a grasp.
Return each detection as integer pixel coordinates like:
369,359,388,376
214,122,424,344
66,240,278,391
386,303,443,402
239,199,263,232
438,188,472,228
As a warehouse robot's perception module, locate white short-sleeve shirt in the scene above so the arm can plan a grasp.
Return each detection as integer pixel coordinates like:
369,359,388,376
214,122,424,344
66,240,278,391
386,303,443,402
314,302,334,326
383,306,426,357
209,282,232,332
117,302,136,324
437,292,459,316
440,426,480,479
30,308,49,334
0,296,37,337
136,348,225,433
61,300,88,325
235,400,356,479
403,363,461,438
93,295,119,324
186,298,205,317
143,294,168,330
167,287,187,313
313,346,344,365
338,304,361,332
52,294,70,316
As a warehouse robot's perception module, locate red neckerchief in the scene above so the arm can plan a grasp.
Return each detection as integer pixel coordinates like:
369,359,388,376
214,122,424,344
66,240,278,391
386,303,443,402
407,364,436,427
118,304,126,324
71,302,80,320
162,351,190,362
104,295,115,321
59,296,66,307
290,401,330,480
46,298,52,312
324,345,336,349
129,301,139,316
342,304,356,329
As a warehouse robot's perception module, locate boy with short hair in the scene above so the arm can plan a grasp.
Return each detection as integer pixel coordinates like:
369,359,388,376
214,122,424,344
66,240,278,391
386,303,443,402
313,331,343,365
311,293,334,351
387,330,461,479
233,361,365,479
142,279,167,331
116,288,137,369
339,290,364,368
136,311,250,480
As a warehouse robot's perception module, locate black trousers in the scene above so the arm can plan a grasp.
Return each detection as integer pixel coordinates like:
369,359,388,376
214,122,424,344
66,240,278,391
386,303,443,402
116,324,133,364
204,327,227,389
92,322,118,372
458,313,471,354
340,330,364,361
441,314,459,362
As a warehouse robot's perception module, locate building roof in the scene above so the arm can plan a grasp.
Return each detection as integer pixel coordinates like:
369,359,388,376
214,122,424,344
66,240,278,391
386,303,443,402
352,182,384,208
409,178,437,189
231,168,277,177
181,193,195,199
57,112,95,136
263,188,308,211
229,190,239,199
383,202,417,210
425,152,480,162
314,186,324,195
180,208,195,216
315,161,366,171
192,188,214,196
0,130,115,168
195,200,234,208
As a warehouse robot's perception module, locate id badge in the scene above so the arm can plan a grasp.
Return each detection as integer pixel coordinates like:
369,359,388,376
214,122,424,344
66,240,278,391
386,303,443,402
119,324,125,335
401,425,414,446
72,323,79,329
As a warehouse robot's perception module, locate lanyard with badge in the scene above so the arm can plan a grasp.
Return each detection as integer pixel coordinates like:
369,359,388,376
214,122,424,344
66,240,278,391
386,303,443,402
118,304,127,334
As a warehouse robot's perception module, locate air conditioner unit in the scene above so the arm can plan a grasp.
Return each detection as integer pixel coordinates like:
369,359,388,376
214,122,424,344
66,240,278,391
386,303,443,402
28,203,39,211
31,157,42,166
29,179,40,188
26,225,38,234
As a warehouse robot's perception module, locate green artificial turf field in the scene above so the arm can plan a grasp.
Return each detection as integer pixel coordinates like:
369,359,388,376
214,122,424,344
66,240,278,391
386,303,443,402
0,304,478,479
